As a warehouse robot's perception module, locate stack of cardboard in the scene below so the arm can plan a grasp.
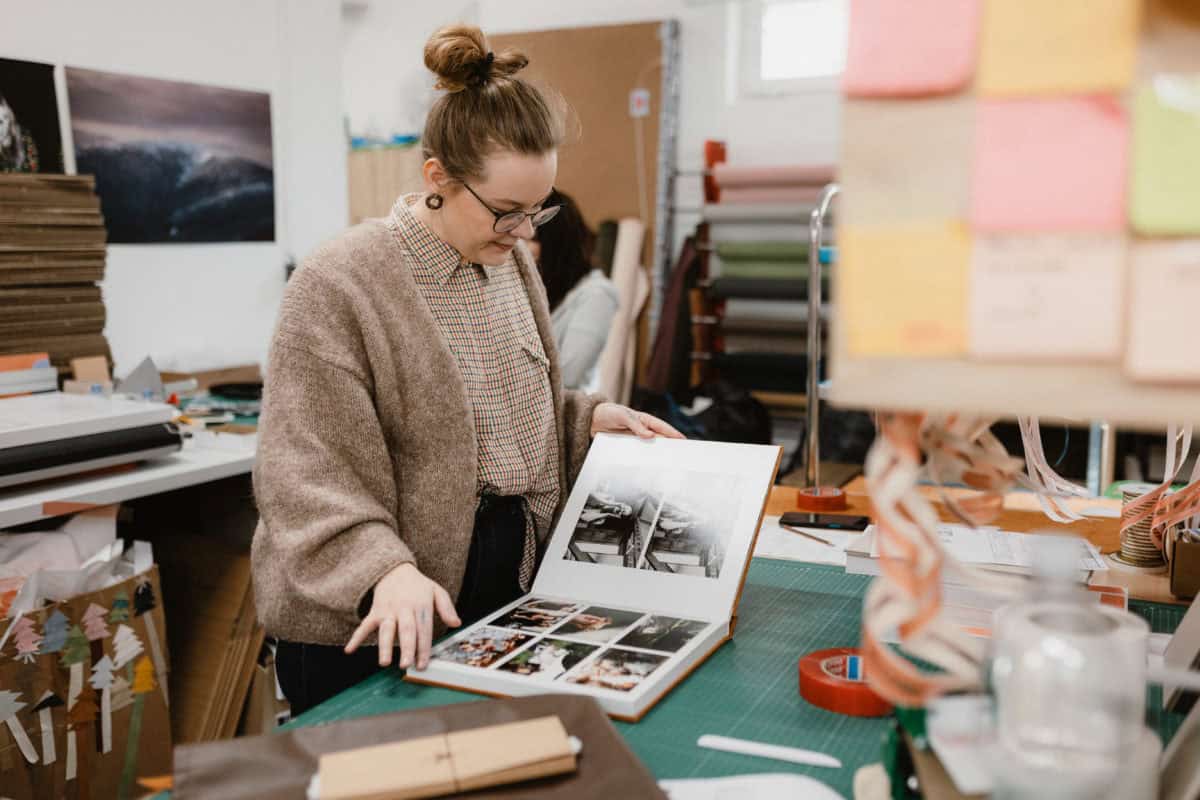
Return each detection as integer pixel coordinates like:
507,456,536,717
119,475,266,743
0,174,111,376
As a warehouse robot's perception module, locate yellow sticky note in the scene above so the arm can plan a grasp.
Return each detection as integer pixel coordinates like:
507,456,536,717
840,223,970,357
1130,77,1200,235
977,0,1141,95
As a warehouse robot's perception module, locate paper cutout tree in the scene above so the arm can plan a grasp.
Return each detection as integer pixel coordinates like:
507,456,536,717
60,623,90,785
133,581,156,615
110,675,133,712
39,609,69,654
33,691,64,766
132,579,169,705
82,603,110,642
0,689,38,765
110,624,143,671
60,624,89,669
12,616,43,663
108,591,131,624
90,655,115,754
69,684,98,799
119,655,157,799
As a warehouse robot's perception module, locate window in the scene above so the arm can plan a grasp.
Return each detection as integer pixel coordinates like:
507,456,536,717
737,0,849,95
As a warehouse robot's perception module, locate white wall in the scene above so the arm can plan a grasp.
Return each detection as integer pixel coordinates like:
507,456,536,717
1,0,348,375
342,0,839,201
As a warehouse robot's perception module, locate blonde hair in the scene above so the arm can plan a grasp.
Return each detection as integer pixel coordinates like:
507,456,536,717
422,24,565,181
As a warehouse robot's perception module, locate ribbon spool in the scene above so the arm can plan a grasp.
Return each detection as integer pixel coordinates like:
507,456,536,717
796,486,848,512
1109,487,1170,573
799,648,893,717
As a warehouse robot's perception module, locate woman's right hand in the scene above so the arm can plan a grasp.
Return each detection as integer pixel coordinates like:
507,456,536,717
345,562,462,671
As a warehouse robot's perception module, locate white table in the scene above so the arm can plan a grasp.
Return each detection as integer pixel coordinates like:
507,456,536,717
0,436,255,528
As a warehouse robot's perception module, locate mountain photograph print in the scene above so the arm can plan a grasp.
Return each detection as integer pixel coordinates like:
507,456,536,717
65,67,274,243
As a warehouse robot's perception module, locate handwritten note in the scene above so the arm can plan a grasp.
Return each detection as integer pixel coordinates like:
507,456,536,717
969,235,1125,360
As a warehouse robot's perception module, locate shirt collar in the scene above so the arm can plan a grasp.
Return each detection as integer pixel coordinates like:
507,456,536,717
391,193,469,286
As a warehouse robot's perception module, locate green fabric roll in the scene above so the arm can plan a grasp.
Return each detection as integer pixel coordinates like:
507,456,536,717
720,261,830,281
715,240,810,262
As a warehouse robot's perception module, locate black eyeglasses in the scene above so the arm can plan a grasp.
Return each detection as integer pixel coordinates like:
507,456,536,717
462,182,561,234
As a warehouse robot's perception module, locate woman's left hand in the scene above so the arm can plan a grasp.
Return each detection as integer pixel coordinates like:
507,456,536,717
590,402,684,440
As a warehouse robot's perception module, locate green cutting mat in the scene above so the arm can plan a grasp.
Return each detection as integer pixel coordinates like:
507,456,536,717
288,561,1187,799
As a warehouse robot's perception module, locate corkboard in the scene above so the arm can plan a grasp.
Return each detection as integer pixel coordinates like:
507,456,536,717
492,22,665,379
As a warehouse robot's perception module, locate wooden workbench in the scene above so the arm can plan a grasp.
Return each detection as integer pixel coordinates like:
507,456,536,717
767,476,1184,605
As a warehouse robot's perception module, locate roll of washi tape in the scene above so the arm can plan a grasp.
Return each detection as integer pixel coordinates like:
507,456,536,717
796,486,849,512
799,648,894,717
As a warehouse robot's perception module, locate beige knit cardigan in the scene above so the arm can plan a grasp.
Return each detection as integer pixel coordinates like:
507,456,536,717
251,214,602,645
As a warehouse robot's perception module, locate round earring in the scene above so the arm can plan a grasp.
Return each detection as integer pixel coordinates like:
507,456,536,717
425,193,444,210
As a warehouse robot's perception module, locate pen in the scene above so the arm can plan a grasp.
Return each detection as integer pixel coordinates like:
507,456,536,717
780,523,836,548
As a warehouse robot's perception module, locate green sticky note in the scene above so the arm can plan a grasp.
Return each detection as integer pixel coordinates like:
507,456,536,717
1130,77,1200,235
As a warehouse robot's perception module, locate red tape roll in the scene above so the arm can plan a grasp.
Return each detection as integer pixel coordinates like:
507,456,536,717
799,647,893,717
796,486,849,512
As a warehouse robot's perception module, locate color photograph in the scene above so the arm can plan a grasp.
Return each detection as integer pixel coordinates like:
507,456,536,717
497,638,597,680
432,626,533,668
0,57,63,173
565,647,669,692
65,67,274,243
553,606,644,644
563,467,744,578
616,615,709,653
490,600,574,633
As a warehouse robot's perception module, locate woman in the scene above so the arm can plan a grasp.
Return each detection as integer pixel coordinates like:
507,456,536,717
252,24,681,715
531,189,619,390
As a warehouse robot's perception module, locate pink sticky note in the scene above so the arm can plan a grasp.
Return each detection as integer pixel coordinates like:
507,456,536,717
843,0,981,97
971,97,1129,232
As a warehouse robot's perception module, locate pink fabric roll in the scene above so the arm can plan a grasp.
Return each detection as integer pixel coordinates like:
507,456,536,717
712,163,836,189
719,186,825,205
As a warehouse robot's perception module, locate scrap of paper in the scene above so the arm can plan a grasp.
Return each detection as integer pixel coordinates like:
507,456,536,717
971,97,1129,232
841,222,970,357
1130,77,1200,236
843,0,980,97
968,235,1125,360
977,0,1141,95
1126,241,1200,383
840,96,975,226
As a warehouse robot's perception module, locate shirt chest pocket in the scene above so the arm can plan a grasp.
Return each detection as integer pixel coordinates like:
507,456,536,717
520,339,550,377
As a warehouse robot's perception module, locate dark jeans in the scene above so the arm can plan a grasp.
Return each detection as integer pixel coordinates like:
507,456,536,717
276,494,527,716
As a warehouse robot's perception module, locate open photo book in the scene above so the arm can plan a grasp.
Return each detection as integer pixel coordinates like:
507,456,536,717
406,433,783,720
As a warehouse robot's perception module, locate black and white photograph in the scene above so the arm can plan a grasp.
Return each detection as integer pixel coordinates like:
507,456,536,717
553,606,644,644
616,615,709,653
65,67,274,243
432,626,533,669
0,57,63,173
566,647,669,692
563,467,744,578
490,599,575,633
497,638,597,680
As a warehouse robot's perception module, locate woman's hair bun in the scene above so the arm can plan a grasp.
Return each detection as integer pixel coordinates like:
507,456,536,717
424,24,529,92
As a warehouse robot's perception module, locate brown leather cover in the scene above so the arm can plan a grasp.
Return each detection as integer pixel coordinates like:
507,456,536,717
172,694,666,799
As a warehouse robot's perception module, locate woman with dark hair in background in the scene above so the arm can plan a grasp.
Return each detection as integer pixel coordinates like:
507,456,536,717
531,189,618,390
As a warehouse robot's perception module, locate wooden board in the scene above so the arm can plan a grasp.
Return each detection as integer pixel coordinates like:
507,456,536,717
492,22,664,381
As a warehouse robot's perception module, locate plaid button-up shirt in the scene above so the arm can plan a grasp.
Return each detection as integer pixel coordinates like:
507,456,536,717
391,196,560,587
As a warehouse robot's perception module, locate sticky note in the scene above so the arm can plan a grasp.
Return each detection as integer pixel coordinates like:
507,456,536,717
840,96,974,225
843,0,980,97
1126,241,1200,383
969,235,1125,361
1130,78,1200,236
977,0,1141,95
971,98,1129,232
840,223,970,357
